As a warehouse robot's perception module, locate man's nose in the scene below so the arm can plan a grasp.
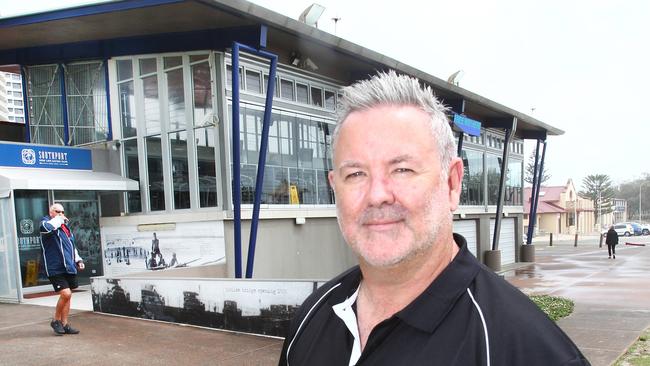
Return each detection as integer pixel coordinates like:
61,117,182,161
367,175,395,207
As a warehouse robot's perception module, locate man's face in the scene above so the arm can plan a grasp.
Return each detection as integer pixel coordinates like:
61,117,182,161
329,105,459,268
49,204,65,219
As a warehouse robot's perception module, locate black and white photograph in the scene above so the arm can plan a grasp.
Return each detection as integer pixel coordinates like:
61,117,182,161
101,222,226,276
91,277,316,337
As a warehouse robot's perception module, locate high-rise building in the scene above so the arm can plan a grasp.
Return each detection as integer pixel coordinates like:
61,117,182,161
0,71,25,123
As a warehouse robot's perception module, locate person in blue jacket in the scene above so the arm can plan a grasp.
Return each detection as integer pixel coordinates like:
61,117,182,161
40,203,85,335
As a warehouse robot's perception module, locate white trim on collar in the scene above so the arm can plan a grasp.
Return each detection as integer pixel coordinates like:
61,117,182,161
332,284,362,366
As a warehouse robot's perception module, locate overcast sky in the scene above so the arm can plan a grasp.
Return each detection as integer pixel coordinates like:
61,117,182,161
2,0,648,188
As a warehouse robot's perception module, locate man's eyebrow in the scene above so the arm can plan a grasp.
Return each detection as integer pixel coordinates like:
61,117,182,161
337,160,363,170
389,154,414,165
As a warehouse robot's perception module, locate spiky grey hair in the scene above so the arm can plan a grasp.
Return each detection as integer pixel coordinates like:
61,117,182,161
332,70,457,177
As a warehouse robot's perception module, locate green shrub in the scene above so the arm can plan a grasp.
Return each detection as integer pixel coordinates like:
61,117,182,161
529,295,574,321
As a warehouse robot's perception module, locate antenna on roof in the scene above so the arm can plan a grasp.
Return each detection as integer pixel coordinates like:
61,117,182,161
332,16,341,35
299,3,326,28
447,70,464,86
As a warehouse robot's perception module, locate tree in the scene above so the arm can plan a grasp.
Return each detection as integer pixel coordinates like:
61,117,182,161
524,151,551,184
578,174,616,224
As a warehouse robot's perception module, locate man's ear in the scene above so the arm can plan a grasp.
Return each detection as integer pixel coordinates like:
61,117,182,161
447,157,464,211
328,170,336,192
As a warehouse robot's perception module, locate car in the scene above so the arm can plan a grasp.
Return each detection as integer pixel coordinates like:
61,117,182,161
625,222,644,236
639,223,650,236
602,223,635,237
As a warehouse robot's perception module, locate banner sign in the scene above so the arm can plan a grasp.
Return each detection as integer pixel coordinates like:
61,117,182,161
0,142,92,170
453,113,482,137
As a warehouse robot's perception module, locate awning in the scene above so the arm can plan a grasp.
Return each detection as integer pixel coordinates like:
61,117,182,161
0,167,139,191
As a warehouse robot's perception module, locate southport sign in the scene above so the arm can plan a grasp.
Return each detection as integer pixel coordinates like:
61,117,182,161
0,142,92,170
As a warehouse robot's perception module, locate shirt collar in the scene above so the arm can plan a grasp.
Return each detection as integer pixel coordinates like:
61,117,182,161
325,234,480,334
396,233,480,333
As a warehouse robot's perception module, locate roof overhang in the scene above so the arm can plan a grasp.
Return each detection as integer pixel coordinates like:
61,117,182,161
0,0,564,138
0,167,139,191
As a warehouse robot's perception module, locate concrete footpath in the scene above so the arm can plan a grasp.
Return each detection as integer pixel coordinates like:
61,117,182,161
1,236,649,365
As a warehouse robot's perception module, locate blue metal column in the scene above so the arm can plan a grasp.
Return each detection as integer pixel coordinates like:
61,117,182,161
528,140,547,242
104,59,113,141
526,140,541,244
231,42,278,279
20,66,31,143
491,118,516,250
59,64,70,145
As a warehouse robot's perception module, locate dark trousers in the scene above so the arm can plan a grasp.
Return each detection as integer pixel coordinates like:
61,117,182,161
607,244,616,257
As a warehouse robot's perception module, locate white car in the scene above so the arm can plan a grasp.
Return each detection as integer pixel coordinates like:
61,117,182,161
601,223,635,237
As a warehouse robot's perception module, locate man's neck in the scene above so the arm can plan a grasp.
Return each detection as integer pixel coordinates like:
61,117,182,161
355,234,459,349
361,235,458,310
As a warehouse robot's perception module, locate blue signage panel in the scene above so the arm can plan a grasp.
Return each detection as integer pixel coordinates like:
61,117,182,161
453,113,482,137
0,142,92,170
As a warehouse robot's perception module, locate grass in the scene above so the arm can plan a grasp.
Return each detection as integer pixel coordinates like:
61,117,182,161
529,294,574,321
614,327,650,366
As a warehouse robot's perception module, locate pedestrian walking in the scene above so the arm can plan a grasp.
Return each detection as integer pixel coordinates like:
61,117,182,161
605,226,618,259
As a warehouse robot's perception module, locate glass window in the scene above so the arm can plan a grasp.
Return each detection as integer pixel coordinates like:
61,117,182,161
164,56,182,69
225,64,243,89
117,59,133,81
296,83,309,104
280,79,294,101
14,99,22,106
118,81,136,138
146,136,165,211
460,149,484,206
12,83,21,89
190,54,209,63
143,75,160,135
14,190,50,288
310,87,323,107
192,61,213,127
195,126,218,207
65,62,109,145
139,58,157,75
26,64,65,145
505,160,523,205
232,104,335,205
166,67,185,131
324,90,336,110
263,74,278,96
486,154,502,205
169,131,190,209
245,69,261,93
123,139,141,213
15,117,24,123
14,108,23,114
13,91,21,98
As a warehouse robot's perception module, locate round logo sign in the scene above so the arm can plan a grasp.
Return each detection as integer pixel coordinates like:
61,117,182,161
20,219,34,235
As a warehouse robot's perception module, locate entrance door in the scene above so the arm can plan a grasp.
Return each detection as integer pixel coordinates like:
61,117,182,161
53,191,103,285
0,196,21,302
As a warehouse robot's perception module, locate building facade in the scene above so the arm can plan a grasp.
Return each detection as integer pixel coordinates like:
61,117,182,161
0,0,562,300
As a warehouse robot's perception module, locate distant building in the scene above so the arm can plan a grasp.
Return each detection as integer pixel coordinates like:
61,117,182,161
0,71,25,123
523,179,595,235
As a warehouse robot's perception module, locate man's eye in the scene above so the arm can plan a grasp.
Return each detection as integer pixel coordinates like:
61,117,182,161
395,168,414,174
345,171,365,179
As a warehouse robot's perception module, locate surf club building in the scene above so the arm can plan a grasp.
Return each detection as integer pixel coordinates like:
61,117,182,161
0,0,559,322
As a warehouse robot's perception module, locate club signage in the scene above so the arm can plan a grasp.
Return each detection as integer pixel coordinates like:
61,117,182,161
0,142,92,170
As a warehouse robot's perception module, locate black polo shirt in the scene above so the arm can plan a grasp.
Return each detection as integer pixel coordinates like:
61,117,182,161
279,234,590,366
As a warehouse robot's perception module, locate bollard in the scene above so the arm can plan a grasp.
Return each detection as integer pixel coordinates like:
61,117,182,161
549,233,553,246
574,233,578,247
599,234,603,248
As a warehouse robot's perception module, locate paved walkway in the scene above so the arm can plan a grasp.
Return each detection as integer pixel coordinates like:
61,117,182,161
1,235,648,365
505,235,650,366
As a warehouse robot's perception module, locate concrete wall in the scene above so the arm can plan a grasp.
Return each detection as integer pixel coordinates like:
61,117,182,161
224,217,357,280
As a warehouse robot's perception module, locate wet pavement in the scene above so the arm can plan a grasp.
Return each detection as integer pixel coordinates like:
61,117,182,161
503,235,650,365
1,235,648,365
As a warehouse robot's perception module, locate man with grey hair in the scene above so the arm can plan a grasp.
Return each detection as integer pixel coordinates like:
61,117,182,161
280,71,588,365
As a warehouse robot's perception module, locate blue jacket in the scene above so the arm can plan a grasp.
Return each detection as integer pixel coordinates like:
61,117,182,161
40,215,82,276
